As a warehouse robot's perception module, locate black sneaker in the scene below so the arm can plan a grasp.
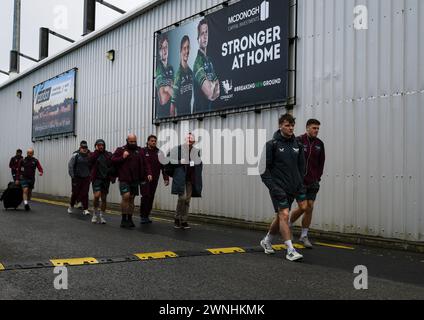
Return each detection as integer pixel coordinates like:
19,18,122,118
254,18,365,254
120,215,128,228
24,204,30,211
181,222,191,230
128,216,136,228
140,217,152,225
174,219,181,229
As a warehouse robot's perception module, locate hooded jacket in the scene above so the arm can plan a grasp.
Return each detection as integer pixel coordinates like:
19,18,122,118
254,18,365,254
260,130,306,200
68,152,91,179
88,150,114,182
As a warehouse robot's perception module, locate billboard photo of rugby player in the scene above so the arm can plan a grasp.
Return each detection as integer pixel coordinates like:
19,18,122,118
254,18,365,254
153,0,290,121
193,18,220,114
155,34,174,119
170,35,194,117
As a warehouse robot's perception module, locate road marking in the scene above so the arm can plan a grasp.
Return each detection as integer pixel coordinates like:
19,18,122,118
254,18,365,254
32,198,198,225
50,257,99,266
134,251,178,260
272,244,305,250
207,247,245,255
315,242,355,250
0,263,4,271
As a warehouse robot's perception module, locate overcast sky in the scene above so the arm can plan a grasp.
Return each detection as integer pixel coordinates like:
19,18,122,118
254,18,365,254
0,0,151,84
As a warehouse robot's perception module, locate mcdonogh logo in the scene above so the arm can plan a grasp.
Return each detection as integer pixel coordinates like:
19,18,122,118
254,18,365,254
228,1,270,25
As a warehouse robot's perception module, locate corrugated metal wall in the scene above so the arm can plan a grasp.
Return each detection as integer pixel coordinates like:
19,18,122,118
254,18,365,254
295,0,424,241
0,0,422,241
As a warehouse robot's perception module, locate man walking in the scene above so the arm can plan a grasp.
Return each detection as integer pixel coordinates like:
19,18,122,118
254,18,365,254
259,114,308,262
112,134,152,229
9,149,23,181
140,135,169,224
68,141,91,216
169,133,203,229
89,139,114,225
15,148,44,211
289,119,326,248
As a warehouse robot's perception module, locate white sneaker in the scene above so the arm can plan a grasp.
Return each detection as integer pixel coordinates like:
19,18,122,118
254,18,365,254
91,214,98,224
300,237,313,249
99,214,107,225
67,207,74,214
286,249,303,262
83,210,91,216
260,239,275,255
75,202,83,209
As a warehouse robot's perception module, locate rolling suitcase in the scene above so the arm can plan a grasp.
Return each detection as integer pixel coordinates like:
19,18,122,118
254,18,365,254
0,182,23,210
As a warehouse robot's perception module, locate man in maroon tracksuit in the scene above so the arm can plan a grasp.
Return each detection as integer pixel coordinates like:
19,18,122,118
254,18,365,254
112,134,152,229
15,148,44,211
290,119,326,248
140,135,169,224
9,149,23,181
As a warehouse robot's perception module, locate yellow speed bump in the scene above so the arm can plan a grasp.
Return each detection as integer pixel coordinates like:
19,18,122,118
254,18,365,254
272,244,305,251
207,247,246,255
50,257,99,266
0,263,5,271
134,251,178,260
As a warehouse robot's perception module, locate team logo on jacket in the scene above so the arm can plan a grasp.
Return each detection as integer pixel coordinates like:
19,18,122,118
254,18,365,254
315,146,321,151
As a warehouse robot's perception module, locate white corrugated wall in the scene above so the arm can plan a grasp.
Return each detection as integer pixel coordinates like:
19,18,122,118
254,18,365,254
0,0,422,241
295,0,424,241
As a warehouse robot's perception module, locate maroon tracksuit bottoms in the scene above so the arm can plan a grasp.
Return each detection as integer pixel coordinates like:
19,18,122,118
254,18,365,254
70,177,91,210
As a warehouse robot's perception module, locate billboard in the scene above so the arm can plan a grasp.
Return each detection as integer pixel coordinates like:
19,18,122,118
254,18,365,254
32,69,76,140
154,0,290,120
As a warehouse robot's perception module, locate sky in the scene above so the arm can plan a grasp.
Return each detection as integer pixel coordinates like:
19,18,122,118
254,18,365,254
0,0,151,84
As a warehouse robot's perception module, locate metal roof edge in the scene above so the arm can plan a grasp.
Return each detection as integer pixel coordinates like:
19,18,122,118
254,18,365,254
0,0,167,91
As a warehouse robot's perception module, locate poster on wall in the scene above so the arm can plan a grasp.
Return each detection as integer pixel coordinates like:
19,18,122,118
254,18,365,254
32,68,76,140
153,0,290,120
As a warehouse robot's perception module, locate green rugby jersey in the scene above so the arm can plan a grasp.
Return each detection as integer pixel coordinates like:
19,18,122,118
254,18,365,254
193,50,218,114
172,65,193,116
155,61,174,118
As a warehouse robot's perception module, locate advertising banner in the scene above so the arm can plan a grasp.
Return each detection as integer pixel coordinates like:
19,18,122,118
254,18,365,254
154,0,290,120
32,69,76,139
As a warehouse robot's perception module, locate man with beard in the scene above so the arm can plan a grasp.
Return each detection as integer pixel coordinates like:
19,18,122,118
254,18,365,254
9,149,23,181
171,35,193,116
68,141,91,216
112,134,152,229
140,135,169,224
155,34,174,119
15,148,44,211
89,139,115,225
193,18,220,113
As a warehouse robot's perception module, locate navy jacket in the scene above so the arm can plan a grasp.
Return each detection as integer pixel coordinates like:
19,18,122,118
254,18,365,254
260,130,306,200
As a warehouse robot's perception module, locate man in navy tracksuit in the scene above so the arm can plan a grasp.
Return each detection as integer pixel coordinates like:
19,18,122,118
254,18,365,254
290,119,326,248
259,114,308,262
140,135,169,225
